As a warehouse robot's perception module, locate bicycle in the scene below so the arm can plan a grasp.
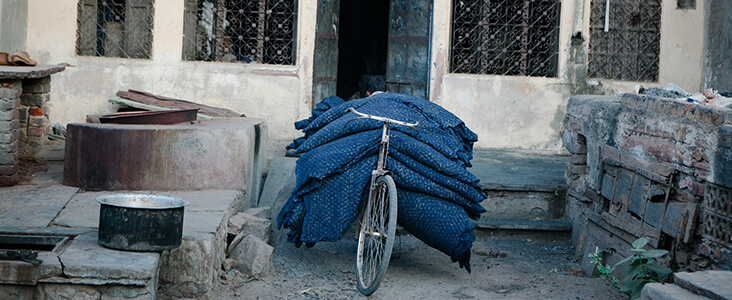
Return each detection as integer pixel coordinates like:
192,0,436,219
346,107,418,296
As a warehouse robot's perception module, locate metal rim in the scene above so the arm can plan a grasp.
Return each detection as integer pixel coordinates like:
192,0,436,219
96,193,189,209
356,175,398,296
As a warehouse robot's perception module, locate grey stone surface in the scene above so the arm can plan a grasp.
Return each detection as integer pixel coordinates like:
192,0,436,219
158,233,217,298
481,190,564,220
0,250,62,285
58,232,159,285
244,206,271,220
0,65,66,80
230,235,273,277
674,271,732,300
469,149,567,191
258,157,297,226
640,282,709,300
0,185,77,227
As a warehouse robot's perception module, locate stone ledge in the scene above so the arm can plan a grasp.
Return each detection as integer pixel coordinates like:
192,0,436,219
0,65,66,80
674,271,732,300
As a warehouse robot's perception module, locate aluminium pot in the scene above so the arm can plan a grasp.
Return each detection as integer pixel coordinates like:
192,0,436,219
97,193,189,251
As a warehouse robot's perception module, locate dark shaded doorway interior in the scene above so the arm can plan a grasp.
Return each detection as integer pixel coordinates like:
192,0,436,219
336,0,390,100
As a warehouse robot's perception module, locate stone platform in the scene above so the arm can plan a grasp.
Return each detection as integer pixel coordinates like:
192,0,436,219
0,163,247,299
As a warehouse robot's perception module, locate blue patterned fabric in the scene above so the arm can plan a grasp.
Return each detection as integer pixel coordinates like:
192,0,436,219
277,93,485,272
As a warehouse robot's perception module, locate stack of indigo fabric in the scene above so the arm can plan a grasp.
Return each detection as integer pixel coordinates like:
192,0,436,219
277,93,486,272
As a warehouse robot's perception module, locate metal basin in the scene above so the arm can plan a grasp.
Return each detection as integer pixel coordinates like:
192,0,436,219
97,194,189,251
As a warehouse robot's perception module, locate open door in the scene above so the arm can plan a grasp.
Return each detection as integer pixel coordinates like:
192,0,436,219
312,0,340,105
386,0,432,99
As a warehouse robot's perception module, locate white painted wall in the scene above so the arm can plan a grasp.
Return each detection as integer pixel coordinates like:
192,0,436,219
25,0,316,141
21,0,707,150
430,0,708,150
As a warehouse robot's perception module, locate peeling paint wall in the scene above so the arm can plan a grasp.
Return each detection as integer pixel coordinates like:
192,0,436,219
430,0,708,150
0,0,27,52
24,0,316,141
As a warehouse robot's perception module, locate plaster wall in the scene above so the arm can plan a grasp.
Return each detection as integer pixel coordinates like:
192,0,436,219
430,0,708,150
24,0,316,141
0,0,28,53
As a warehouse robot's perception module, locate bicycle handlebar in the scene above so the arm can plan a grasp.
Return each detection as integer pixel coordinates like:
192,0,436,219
346,107,419,127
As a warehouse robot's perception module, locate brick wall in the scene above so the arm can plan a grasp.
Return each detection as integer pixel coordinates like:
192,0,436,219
565,93,732,273
0,80,21,185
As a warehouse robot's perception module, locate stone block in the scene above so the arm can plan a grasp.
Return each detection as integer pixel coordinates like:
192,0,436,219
27,126,44,137
158,234,216,298
674,271,732,300
639,282,708,300
567,163,587,176
29,107,43,116
22,78,51,94
0,173,19,186
0,98,20,111
244,207,272,220
0,162,19,175
0,150,17,165
222,258,236,272
20,93,49,107
29,115,48,127
0,131,18,143
0,108,18,121
258,157,298,227
685,106,725,125
227,214,271,254
42,104,50,116
230,235,274,277
0,84,21,100
0,120,19,132
569,154,587,165
18,107,27,124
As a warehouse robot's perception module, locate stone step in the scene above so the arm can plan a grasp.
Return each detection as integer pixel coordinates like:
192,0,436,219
674,271,732,300
472,217,572,232
640,282,710,300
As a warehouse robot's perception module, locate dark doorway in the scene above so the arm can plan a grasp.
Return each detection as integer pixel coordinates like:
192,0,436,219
336,0,390,100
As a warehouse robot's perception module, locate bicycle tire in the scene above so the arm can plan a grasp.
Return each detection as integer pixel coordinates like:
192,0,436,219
356,175,398,296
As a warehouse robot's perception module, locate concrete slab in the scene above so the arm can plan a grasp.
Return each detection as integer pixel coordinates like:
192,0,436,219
258,157,297,228
640,282,709,300
469,149,567,191
0,185,77,227
674,271,732,300
56,231,159,286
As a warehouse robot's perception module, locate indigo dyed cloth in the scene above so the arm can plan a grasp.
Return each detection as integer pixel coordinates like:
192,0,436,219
277,93,485,272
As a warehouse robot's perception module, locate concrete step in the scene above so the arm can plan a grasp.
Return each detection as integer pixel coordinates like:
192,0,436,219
473,218,572,232
470,149,568,221
674,271,732,300
640,282,710,300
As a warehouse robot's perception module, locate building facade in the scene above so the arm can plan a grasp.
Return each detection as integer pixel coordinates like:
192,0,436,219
2,0,719,149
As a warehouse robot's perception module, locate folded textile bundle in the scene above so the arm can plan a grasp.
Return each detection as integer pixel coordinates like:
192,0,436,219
277,92,486,271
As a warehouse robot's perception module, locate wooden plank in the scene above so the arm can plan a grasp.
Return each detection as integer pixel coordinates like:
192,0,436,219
109,96,214,120
120,90,243,117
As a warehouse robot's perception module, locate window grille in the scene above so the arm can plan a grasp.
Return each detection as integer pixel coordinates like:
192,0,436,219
450,0,561,77
76,0,154,59
182,0,297,65
588,0,661,82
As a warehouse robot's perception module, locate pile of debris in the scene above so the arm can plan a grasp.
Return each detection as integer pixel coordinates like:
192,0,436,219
223,207,274,279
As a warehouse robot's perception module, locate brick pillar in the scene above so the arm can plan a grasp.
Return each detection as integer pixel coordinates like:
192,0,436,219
20,76,52,144
0,80,21,186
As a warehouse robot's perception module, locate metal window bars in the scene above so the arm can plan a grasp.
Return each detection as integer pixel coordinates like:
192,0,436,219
182,0,297,65
76,0,154,59
588,0,661,82
450,0,561,77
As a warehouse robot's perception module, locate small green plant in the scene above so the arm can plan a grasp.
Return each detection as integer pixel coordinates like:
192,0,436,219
588,238,673,299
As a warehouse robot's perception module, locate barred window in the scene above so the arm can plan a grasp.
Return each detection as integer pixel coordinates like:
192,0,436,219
182,0,297,65
450,0,561,77
588,0,661,82
76,0,154,59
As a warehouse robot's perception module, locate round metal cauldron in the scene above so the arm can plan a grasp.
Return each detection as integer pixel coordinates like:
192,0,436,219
97,194,189,251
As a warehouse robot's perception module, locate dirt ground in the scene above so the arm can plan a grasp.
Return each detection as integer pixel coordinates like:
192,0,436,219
215,230,626,300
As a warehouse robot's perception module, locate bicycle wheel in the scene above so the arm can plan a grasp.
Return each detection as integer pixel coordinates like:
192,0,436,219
356,175,398,296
